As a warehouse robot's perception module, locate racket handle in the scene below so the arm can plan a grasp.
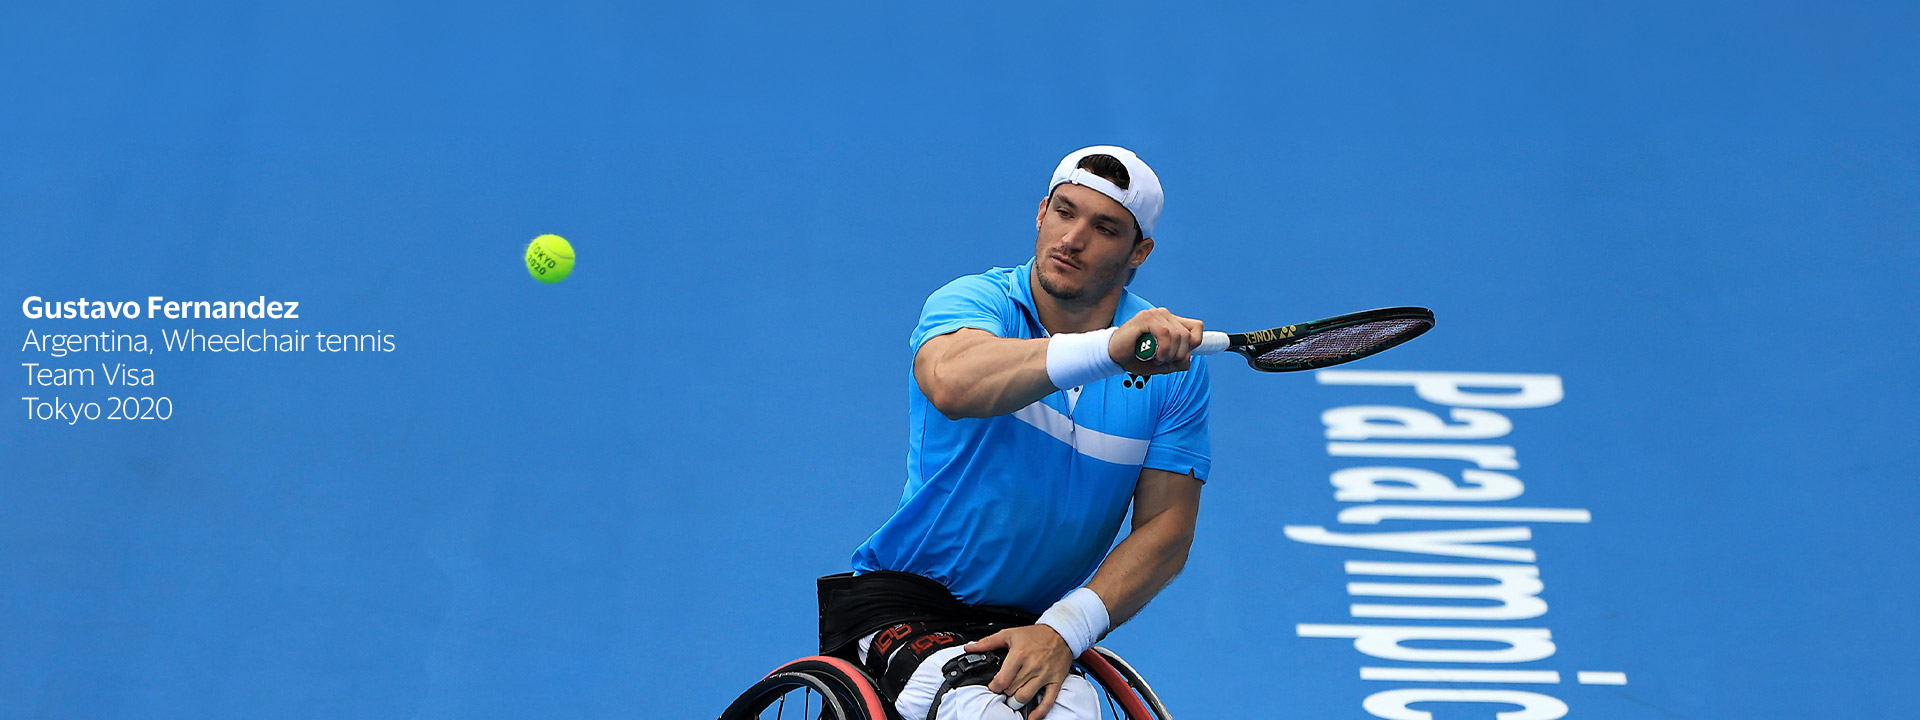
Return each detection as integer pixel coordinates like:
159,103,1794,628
1134,331,1231,361
1197,331,1229,355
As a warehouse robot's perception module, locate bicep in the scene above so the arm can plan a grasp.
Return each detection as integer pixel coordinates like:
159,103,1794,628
1131,467,1202,533
913,328,998,390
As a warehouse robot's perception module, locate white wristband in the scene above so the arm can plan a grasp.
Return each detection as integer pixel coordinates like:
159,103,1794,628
1037,587,1111,657
1045,328,1122,390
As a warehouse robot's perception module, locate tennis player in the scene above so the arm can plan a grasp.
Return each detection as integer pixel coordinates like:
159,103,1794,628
818,146,1211,720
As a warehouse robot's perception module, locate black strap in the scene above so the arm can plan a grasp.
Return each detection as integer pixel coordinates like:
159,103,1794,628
925,652,1001,720
817,571,1039,660
875,624,968,699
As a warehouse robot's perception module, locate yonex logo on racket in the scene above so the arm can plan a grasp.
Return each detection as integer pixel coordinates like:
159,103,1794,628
1244,326,1298,344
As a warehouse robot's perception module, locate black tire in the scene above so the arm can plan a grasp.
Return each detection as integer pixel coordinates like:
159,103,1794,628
719,670,852,720
720,658,885,720
1089,647,1172,720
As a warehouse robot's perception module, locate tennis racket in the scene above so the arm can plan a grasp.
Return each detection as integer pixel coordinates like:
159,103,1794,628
1135,306,1434,372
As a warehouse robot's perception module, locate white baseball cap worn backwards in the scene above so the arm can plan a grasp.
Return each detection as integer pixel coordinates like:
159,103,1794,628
1049,145,1164,239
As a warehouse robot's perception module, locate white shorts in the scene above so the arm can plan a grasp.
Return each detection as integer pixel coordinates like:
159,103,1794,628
859,632,1100,720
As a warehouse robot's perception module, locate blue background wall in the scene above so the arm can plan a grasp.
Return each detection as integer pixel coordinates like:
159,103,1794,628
4,2,1915,718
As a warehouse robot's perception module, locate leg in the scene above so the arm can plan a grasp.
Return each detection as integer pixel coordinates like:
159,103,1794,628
893,647,1102,720
893,647,1020,720
1031,674,1099,720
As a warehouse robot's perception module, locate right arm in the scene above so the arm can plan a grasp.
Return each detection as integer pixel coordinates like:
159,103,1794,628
914,308,1205,420
914,329,1056,419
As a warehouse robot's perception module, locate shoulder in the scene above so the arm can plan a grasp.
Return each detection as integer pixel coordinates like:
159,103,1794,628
927,265,1021,301
919,266,1024,319
913,266,1027,349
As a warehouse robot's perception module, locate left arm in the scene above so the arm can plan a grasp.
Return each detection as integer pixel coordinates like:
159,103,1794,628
967,468,1203,718
1086,467,1202,626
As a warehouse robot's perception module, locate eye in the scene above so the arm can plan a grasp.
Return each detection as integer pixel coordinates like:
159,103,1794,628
1055,207,1072,219
1096,225,1116,236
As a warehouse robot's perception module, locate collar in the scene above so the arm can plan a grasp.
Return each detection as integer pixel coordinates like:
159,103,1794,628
1012,259,1140,336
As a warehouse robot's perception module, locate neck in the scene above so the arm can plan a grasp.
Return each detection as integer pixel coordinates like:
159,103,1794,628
1031,271,1123,336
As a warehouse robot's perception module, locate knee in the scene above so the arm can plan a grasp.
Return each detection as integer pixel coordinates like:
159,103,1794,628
1044,675,1101,720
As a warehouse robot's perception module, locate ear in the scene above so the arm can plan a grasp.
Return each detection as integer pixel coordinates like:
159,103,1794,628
1130,235,1155,268
1036,195,1050,229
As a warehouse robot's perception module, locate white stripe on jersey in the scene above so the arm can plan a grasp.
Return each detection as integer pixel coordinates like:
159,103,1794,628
1011,401,1150,466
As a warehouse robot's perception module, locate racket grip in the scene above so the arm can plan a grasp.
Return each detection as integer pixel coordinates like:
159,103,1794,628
1134,331,1231,361
1197,331,1229,355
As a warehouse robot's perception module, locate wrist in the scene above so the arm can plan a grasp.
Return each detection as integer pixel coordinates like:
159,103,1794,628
1045,328,1123,390
1037,587,1111,657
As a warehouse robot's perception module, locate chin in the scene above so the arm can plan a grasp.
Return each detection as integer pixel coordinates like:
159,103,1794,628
1038,281,1080,301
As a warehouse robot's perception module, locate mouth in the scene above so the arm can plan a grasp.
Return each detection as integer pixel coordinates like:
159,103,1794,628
1048,253,1080,272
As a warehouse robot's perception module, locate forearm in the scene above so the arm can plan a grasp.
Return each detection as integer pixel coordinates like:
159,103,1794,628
1084,507,1196,627
917,333,1061,419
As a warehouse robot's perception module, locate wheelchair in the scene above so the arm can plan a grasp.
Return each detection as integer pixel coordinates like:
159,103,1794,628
718,645,1173,720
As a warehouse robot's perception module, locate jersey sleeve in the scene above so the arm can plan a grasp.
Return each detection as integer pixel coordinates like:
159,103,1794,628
1144,356,1212,481
910,274,1016,353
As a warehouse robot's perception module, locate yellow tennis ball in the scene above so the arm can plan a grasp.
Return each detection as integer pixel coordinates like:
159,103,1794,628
525,234,575,283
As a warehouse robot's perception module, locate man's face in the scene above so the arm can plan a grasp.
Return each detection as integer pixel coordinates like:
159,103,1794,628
1033,183,1153,302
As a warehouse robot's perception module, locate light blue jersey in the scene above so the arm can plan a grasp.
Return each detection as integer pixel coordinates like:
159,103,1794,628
851,260,1212,615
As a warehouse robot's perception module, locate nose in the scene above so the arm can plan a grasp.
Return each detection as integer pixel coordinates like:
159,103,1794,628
1056,220,1092,251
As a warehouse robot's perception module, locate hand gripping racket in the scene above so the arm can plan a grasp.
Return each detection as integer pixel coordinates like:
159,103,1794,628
1135,306,1434,372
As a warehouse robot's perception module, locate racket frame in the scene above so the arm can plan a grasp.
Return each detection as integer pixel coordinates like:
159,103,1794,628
1137,306,1434,373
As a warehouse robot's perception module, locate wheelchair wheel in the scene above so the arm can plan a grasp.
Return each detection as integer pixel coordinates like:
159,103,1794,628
720,656,889,720
1080,646,1172,720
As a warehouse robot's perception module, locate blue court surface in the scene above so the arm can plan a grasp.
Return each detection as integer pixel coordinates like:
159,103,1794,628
4,2,1915,718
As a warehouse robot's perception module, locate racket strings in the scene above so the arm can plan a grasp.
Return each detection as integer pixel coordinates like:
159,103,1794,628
1253,319,1431,369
